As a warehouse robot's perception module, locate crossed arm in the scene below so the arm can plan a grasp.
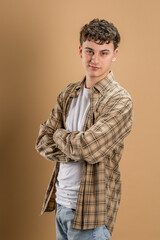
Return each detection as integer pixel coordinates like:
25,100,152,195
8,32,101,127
35,92,71,162
35,92,133,164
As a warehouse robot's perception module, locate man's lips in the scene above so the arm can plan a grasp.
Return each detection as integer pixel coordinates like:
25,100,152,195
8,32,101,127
89,65,100,70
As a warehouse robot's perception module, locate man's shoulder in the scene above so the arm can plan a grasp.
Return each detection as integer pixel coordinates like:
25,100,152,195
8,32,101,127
102,77,132,102
97,72,132,102
65,81,81,92
59,81,81,99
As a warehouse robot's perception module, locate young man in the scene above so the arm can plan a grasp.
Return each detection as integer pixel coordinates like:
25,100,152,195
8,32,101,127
35,19,133,240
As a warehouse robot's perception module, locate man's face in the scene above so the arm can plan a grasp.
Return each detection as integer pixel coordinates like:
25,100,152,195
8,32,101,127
79,40,118,83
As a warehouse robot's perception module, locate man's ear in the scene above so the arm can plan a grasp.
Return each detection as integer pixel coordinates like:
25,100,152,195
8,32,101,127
112,48,118,62
79,45,82,58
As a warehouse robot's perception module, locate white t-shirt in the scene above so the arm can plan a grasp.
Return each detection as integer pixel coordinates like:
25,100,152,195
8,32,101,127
55,83,90,209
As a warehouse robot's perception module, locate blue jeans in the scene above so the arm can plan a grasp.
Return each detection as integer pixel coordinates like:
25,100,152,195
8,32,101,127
55,203,111,240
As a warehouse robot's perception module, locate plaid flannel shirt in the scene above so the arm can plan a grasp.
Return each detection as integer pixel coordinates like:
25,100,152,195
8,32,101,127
35,71,133,235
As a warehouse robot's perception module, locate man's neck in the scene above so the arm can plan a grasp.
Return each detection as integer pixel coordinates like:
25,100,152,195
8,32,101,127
85,78,99,89
85,72,110,89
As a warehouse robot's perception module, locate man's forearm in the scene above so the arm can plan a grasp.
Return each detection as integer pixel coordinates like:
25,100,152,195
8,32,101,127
53,97,133,164
35,121,74,163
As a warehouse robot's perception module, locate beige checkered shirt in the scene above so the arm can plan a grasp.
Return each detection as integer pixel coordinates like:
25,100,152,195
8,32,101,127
35,71,133,235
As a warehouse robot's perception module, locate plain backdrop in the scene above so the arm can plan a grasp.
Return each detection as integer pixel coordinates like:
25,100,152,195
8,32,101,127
1,0,160,240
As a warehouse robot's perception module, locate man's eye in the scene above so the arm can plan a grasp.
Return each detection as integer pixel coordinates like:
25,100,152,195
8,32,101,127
101,52,108,55
86,50,93,54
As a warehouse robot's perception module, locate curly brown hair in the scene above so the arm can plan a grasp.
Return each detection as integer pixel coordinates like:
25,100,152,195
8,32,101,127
80,18,120,49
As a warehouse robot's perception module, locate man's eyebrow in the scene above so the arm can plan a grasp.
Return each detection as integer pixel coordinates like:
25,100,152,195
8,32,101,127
84,47,94,50
101,49,111,52
84,47,111,52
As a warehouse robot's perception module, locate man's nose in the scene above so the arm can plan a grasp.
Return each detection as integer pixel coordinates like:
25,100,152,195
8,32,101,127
91,53,99,64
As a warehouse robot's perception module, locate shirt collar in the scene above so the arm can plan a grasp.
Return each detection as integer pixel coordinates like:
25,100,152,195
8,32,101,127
75,71,115,95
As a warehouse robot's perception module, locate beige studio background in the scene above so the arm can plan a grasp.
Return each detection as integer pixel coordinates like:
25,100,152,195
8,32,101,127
1,0,160,240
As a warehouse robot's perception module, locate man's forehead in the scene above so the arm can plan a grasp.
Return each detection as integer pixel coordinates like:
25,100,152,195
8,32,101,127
82,40,114,51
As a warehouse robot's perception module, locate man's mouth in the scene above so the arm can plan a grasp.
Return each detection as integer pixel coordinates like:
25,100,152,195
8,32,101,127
89,64,100,70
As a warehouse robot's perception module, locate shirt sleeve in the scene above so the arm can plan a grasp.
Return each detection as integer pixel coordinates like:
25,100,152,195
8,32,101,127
53,95,133,164
35,91,73,163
